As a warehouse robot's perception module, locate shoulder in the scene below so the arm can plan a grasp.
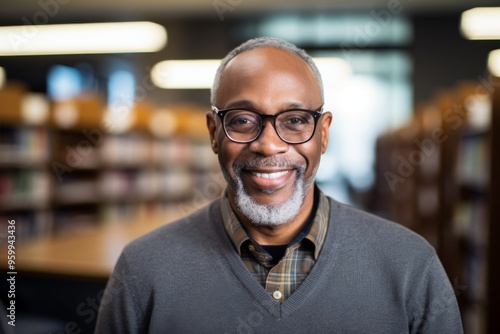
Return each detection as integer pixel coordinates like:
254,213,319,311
328,198,436,261
120,199,222,265
327,198,445,297
327,199,462,331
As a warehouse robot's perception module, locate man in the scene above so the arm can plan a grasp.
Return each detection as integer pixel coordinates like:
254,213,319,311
95,37,463,333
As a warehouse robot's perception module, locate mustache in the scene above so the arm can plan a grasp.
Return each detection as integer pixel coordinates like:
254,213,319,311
233,158,306,172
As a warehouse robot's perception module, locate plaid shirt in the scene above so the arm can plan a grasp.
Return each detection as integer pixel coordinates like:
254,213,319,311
220,187,330,302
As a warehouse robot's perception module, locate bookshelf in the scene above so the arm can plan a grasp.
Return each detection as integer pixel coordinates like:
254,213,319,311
0,82,222,242
450,84,490,334
487,76,499,334
0,84,54,241
372,79,498,333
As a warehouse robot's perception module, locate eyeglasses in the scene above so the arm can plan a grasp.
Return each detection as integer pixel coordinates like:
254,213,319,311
212,105,323,144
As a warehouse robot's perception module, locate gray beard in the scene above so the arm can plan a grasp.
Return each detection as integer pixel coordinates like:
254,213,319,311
222,158,314,227
235,174,305,227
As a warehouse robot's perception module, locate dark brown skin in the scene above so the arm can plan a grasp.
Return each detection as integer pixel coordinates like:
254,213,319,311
207,47,332,246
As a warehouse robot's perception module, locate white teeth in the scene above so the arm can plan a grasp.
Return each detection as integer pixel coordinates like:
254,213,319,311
252,170,290,179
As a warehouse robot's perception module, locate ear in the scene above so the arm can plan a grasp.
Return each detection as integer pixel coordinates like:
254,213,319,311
319,112,332,154
206,111,218,154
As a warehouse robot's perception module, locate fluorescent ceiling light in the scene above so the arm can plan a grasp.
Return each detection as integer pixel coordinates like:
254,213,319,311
0,22,167,56
461,7,500,40
152,58,351,89
488,49,500,77
152,60,220,89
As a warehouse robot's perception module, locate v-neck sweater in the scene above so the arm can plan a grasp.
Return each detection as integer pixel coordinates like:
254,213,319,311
95,198,463,334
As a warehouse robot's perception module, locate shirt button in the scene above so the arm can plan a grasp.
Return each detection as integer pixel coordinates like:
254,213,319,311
272,290,282,300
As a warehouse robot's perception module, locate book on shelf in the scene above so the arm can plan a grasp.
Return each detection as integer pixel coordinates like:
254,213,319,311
0,211,53,242
456,135,490,188
0,169,51,210
99,169,161,200
0,126,50,165
55,180,100,204
101,134,154,167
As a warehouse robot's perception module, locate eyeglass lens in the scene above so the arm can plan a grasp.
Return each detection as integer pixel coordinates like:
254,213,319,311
223,109,316,143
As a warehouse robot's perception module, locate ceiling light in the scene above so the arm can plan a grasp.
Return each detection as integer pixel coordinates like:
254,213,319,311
461,7,500,40
0,22,167,56
151,58,351,90
488,49,500,77
151,60,220,89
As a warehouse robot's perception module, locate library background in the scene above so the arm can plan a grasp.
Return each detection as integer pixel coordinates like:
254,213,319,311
0,0,499,333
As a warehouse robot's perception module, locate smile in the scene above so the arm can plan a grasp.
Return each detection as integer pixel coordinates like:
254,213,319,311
250,170,291,180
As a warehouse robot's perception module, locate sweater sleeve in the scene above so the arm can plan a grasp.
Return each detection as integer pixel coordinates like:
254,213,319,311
408,253,463,334
94,250,149,334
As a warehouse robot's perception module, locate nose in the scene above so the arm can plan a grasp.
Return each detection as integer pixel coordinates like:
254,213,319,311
248,119,289,156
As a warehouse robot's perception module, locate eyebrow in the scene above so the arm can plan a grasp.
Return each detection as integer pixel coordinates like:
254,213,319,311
223,100,312,111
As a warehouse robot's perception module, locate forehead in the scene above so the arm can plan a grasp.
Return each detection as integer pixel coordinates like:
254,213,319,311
216,47,322,109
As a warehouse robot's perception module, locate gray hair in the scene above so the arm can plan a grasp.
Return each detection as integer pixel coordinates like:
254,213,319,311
210,37,324,105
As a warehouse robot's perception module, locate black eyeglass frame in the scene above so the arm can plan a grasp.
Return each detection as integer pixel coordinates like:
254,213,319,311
211,105,324,144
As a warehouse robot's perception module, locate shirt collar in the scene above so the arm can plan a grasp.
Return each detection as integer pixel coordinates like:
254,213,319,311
220,185,330,260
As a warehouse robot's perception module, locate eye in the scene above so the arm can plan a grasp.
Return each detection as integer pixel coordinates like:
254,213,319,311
280,111,312,129
232,116,252,125
225,110,260,132
288,116,307,124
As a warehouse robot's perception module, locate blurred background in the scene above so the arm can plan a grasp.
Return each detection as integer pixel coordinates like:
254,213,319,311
0,0,499,333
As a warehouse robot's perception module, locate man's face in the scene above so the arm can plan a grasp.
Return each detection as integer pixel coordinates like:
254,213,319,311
207,47,331,225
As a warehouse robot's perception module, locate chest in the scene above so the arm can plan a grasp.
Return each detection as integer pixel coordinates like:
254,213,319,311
144,257,408,333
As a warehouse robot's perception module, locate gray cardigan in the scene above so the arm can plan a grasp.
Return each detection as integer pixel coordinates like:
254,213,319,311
95,198,463,333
